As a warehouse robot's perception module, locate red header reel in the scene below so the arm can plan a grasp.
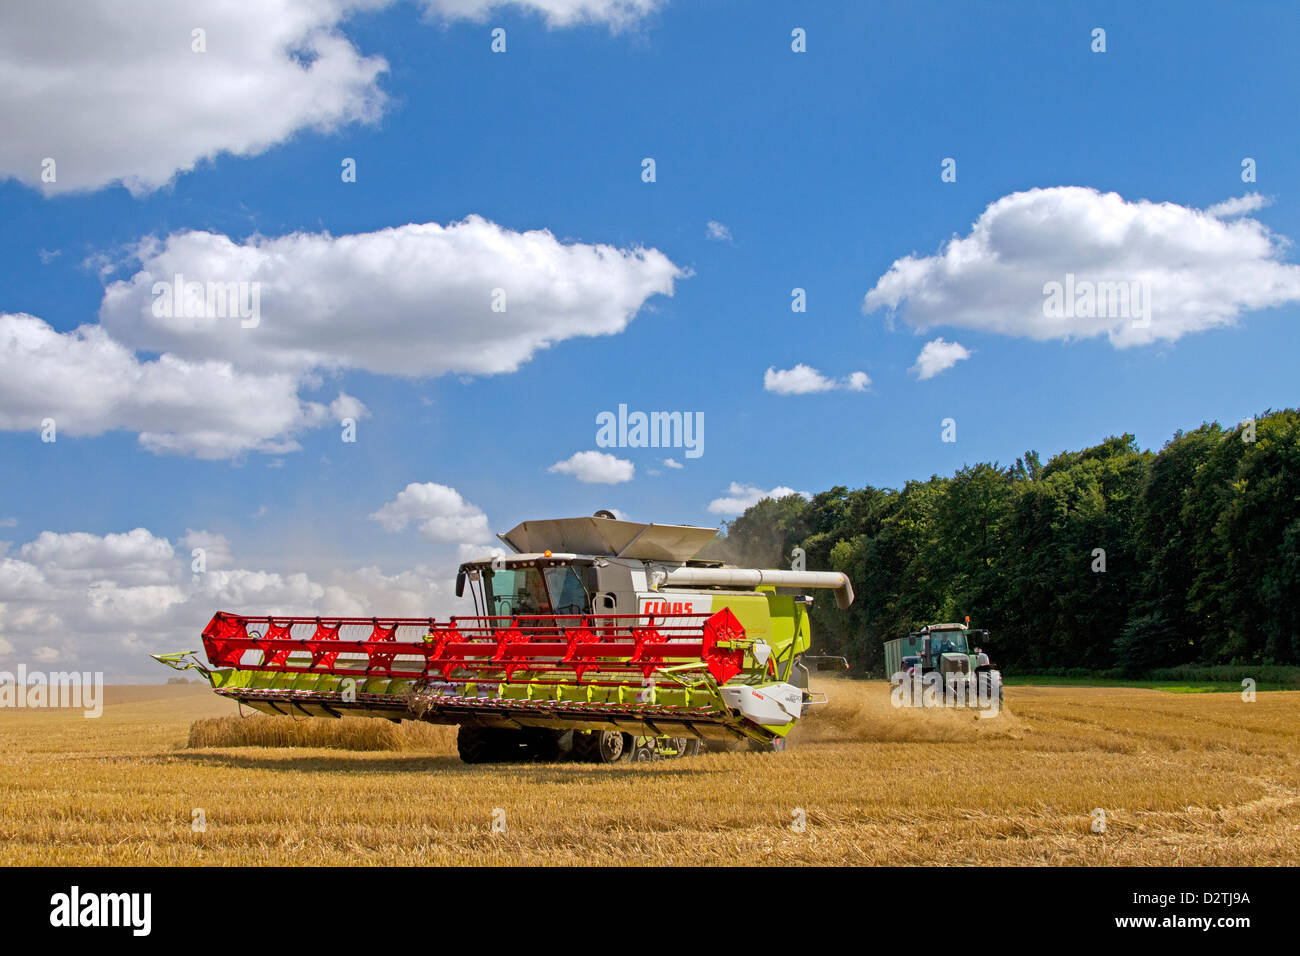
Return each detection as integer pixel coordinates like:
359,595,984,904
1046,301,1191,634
199,608,747,686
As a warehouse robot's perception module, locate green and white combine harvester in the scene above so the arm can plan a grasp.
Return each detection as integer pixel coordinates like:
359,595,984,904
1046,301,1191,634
155,513,855,763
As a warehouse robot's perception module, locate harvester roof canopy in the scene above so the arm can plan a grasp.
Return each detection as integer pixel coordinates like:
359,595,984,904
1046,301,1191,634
460,553,588,569
498,517,718,562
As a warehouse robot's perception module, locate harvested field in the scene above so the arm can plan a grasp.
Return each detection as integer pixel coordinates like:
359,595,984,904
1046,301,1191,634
0,680,1296,865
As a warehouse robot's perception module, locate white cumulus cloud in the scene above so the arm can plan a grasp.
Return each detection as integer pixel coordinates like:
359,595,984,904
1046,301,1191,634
18,528,177,587
910,338,971,380
0,313,359,459
369,482,492,545
764,364,871,395
0,0,390,195
862,186,1300,348
707,482,810,516
99,217,683,378
705,220,732,242
419,0,662,29
179,530,233,570
1,1,661,197
1206,193,1270,219
3,215,676,459
549,450,635,484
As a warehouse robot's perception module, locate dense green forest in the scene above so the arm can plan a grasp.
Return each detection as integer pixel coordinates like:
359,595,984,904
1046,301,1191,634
718,409,1300,675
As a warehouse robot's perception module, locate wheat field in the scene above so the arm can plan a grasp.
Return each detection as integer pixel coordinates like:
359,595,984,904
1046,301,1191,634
0,680,1296,866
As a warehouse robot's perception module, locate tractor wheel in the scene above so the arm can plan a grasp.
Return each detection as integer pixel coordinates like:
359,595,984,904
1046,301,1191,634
976,672,1004,709
457,725,509,764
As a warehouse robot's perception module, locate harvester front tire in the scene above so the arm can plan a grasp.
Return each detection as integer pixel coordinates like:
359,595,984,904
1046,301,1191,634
457,725,509,764
522,728,564,761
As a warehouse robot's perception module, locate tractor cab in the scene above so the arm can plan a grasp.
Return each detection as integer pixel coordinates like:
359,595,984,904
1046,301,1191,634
923,625,969,661
886,620,993,681
906,623,971,682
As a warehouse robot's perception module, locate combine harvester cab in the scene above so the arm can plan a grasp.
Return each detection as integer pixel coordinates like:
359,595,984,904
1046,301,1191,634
155,513,855,763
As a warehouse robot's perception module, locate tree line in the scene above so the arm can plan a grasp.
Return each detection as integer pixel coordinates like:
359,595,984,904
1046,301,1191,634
718,409,1300,675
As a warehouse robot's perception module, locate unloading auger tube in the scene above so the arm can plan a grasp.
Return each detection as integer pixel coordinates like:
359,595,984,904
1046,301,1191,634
659,567,854,610
152,514,856,763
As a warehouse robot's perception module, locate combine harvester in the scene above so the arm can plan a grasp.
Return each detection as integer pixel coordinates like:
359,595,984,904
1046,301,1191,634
155,513,855,763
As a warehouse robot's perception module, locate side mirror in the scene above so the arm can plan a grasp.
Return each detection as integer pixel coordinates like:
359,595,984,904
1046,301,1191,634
455,570,466,598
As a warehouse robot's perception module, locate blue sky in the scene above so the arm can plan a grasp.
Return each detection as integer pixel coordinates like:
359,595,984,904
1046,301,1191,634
1,0,1298,675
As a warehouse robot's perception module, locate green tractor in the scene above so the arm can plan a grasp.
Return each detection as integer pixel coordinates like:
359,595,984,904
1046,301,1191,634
885,620,1002,710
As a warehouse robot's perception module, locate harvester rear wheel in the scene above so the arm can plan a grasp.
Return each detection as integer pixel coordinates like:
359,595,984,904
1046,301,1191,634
678,738,703,758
